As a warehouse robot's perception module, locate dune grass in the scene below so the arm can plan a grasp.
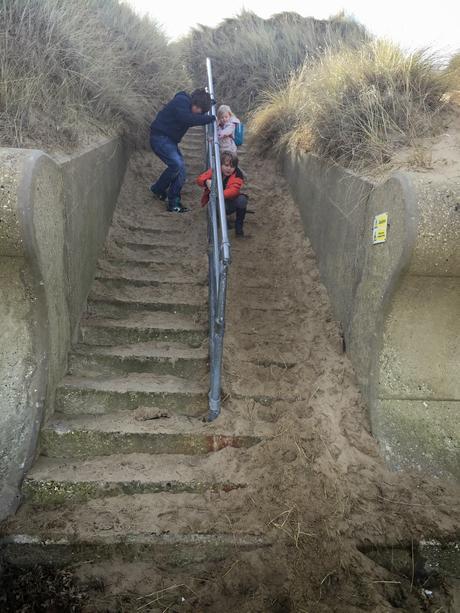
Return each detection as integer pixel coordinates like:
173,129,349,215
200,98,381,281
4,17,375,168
446,52,460,90
0,0,187,150
180,10,369,116
249,40,449,168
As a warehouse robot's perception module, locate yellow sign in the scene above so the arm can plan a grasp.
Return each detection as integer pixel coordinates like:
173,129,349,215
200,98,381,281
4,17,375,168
373,212,388,244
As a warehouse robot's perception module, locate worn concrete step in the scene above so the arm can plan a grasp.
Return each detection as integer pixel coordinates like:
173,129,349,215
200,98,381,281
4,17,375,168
97,258,206,284
68,341,208,378
94,272,206,289
180,145,204,156
0,492,269,567
79,311,206,347
180,139,205,149
105,242,205,263
88,278,206,316
40,411,263,459
88,299,204,319
110,221,205,244
114,207,205,230
113,212,202,232
0,531,269,569
109,239,204,257
55,373,208,417
109,229,189,247
112,220,181,235
22,451,246,505
96,266,206,287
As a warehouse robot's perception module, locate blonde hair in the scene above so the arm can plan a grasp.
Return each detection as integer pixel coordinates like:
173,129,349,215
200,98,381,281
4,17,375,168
217,104,233,119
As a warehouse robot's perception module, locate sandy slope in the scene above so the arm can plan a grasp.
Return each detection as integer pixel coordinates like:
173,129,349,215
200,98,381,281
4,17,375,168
75,145,460,612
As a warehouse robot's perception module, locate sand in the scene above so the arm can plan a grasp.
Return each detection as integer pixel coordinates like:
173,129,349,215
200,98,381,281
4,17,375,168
3,132,459,612
78,142,460,611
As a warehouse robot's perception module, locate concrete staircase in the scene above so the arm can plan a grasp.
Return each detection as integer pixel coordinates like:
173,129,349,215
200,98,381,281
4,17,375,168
0,128,270,580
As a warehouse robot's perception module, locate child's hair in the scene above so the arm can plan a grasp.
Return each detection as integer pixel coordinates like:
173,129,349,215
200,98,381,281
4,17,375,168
221,151,238,168
217,104,233,120
191,89,212,113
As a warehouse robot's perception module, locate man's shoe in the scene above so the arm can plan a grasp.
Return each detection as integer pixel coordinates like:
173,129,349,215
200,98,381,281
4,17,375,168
167,199,190,213
150,185,167,201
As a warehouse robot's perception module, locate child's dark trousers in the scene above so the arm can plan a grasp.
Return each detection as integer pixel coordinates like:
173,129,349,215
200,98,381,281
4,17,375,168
225,194,248,232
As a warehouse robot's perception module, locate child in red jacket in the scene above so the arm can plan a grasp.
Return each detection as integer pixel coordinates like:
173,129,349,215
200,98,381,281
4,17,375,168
196,151,248,237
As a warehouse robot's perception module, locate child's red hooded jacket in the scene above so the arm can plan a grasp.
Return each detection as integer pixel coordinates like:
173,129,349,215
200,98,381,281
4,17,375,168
196,167,244,206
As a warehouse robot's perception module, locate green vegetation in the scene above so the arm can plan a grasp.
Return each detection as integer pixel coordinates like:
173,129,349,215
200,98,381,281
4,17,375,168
250,40,449,168
0,0,187,149
181,10,369,115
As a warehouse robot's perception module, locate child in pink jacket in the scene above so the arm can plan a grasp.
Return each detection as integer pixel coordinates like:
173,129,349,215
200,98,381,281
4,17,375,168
217,105,240,154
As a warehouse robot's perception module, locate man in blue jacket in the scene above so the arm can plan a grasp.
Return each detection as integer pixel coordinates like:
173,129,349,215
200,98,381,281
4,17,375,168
150,89,215,213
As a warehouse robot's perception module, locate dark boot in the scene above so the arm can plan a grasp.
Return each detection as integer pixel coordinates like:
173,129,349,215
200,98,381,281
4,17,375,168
235,207,246,236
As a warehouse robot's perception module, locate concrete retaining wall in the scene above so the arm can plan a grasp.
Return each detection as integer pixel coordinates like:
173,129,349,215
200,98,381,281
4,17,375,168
283,151,460,480
0,138,128,519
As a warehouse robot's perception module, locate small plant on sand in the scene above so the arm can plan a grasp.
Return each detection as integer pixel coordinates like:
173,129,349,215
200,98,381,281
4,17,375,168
0,0,187,149
250,39,449,168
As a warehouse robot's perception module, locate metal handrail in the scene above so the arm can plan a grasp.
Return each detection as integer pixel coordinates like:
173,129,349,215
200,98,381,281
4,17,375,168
205,57,231,421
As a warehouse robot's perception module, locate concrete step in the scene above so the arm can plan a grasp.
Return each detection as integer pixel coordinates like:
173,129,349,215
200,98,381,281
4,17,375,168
97,258,206,284
22,451,247,505
105,241,205,264
40,411,263,459
181,152,204,159
68,341,208,378
114,212,203,232
79,311,207,347
55,373,208,417
96,265,206,287
88,278,206,316
1,491,269,567
109,228,189,247
112,220,181,235
109,219,205,243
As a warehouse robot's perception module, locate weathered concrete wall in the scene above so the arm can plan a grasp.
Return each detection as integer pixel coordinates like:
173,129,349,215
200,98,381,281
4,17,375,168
0,138,128,519
283,151,460,480
57,139,127,334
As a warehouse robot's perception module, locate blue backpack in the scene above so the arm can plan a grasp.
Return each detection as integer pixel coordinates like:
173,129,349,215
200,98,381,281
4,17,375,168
234,123,245,147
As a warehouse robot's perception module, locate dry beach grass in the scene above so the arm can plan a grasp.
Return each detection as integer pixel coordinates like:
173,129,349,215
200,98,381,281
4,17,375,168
0,0,186,149
249,39,451,169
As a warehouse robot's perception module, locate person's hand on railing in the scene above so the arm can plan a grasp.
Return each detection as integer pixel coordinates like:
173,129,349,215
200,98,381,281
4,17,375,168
206,179,212,189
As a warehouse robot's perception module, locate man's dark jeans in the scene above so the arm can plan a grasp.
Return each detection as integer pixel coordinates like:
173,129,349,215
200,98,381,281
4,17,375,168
150,133,186,203
225,194,248,231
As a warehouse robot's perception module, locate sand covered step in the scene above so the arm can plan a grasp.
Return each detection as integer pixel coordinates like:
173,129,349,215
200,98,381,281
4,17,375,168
95,265,206,286
109,227,189,247
106,240,205,264
22,451,247,505
68,341,208,378
97,258,206,285
229,372,309,404
180,150,205,162
108,224,206,249
114,208,205,233
40,411,265,459
113,212,200,233
80,311,206,347
88,279,206,316
55,373,208,417
0,491,269,568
